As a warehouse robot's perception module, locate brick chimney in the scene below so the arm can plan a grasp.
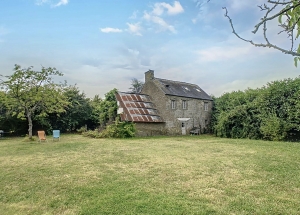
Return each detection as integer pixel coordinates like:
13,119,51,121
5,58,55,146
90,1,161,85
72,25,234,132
145,70,154,82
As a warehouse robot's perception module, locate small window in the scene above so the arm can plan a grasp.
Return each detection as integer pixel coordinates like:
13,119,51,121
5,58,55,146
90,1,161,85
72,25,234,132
171,100,176,109
204,102,208,111
182,86,190,91
182,100,187,109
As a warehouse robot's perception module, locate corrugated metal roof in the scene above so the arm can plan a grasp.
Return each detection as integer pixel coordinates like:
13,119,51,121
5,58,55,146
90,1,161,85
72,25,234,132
156,78,213,101
116,92,164,123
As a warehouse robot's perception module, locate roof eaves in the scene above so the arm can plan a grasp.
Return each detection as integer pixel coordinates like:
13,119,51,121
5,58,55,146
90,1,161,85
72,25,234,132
164,94,213,101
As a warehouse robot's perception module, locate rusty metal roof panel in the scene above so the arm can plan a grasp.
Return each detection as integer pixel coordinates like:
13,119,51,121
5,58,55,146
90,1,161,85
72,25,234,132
116,91,164,123
118,92,151,102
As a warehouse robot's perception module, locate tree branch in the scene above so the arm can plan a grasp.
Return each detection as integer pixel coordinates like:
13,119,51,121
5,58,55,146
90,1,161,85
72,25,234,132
223,6,300,57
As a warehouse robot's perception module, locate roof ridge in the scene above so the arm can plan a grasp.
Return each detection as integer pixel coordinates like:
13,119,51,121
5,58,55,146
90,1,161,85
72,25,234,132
155,78,199,87
118,91,149,95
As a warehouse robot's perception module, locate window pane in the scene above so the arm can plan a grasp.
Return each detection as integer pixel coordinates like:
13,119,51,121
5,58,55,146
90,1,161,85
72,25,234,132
171,100,176,109
182,100,187,109
204,102,208,111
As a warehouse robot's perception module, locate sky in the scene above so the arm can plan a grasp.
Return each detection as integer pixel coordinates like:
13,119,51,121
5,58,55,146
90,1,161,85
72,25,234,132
0,0,299,98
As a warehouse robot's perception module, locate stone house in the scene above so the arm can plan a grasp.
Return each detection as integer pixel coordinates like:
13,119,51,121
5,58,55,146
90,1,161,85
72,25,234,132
116,70,213,136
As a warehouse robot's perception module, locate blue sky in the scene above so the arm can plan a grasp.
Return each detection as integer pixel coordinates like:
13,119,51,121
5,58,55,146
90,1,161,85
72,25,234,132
0,0,298,98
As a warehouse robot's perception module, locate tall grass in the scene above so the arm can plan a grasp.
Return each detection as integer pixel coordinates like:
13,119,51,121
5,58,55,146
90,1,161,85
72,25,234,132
0,135,299,214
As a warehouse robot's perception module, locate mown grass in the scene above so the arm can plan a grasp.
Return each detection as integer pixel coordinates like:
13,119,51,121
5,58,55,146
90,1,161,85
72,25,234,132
0,134,300,214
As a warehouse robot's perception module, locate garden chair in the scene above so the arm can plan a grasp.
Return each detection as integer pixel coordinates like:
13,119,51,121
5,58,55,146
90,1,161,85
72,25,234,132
37,131,47,142
53,130,60,141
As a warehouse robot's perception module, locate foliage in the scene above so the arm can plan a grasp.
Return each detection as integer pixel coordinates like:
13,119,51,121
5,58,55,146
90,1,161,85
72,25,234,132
222,0,300,65
98,88,118,126
0,92,27,135
48,85,93,132
129,78,144,93
213,77,300,141
82,121,136,138
82,129,102,138
100,121,136,138
0,64,68,138
88,95,103,129
76,126,88,134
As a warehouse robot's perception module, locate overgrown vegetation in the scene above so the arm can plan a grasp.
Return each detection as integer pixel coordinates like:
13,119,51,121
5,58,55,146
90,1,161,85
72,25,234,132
82,121,136,138
212,76,300,141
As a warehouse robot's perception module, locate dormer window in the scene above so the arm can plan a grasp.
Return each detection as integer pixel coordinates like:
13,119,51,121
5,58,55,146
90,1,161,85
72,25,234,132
196,88,201,92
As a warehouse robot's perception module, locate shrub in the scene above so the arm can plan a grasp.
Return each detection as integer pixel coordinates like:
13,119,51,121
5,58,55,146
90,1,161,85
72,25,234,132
82,129,102,138
99,121,136,138
82,121,136,138
77,126,87,134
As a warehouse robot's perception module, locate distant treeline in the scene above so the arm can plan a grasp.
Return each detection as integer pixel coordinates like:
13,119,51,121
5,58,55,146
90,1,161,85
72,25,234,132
0,87,118,136
212,76,300,141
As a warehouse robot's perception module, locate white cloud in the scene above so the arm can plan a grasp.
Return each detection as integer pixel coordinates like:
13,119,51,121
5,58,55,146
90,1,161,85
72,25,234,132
35,0,49,5
129,11,139,19
197,46,251,62
140,1,182,33
35,0,69,7
100,27,123,33
126,23,142,36
153,1,184,16
53,0,69,7
143,12,176,33
197,42,275,63
227,0,264,11
127,48,140,56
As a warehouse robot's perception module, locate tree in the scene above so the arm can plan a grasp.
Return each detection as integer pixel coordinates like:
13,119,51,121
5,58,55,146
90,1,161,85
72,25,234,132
48,85,93,132
129,78,144,93
223,0,300,65
212,77,300,141
98,88,118,126
0,64,68,139
0,91,27,135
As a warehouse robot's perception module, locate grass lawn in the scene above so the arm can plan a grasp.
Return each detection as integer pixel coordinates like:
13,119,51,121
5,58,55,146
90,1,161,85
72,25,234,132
0,135,300,214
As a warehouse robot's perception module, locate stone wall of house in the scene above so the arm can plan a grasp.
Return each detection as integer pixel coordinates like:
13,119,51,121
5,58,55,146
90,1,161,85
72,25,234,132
135,122,166,136
141,77,166,120
163,96,212,134
141,70,212,135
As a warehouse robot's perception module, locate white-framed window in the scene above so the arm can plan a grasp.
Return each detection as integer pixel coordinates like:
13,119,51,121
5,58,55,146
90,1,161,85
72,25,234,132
204,102,208,111
182,100,187,109
171,100,176,109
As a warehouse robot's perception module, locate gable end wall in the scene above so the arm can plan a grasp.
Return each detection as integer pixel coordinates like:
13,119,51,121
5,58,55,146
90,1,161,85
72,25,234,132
141,78,212,135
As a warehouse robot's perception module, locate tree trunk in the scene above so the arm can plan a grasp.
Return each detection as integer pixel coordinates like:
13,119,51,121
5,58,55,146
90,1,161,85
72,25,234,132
27,112,33,139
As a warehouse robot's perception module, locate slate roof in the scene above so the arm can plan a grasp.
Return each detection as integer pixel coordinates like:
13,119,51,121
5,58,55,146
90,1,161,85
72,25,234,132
155,78,212,100
115,92,164,123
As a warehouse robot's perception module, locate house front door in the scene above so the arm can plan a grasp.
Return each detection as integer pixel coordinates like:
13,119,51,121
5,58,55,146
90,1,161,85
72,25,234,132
181,122,186,135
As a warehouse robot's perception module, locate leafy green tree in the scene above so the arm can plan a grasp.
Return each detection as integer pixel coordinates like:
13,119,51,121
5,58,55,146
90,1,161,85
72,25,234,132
0,64,68,139
88,95,103,129
213,77,300,141
48,85,93,132
0,91,27,135
99,88,118,126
